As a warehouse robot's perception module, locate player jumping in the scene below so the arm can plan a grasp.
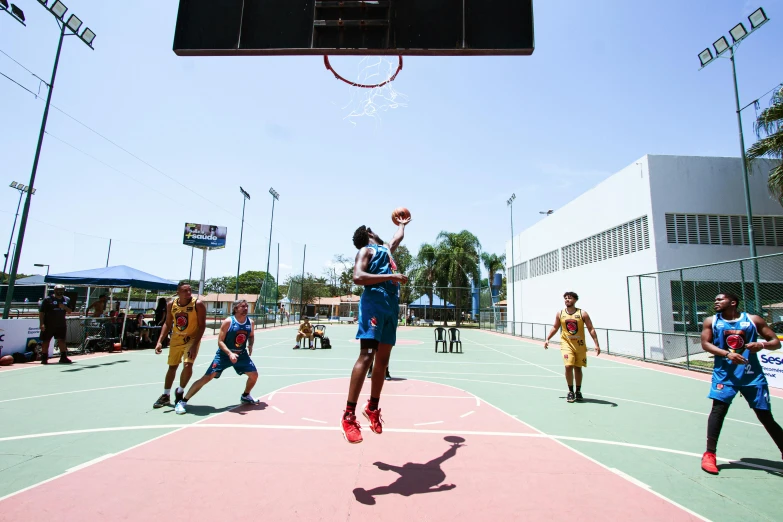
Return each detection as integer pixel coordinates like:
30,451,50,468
341,218,410,443
700,292,783,474
544,291,600,403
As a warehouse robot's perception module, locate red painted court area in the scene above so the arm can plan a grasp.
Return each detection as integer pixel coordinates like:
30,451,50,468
2,378,701,521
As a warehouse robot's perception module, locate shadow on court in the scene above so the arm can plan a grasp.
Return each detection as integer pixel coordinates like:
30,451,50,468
165,404,237,417
558,396,618,407
61,360,130,372
353,436,464,506
719,458,783,477
228,402,268,415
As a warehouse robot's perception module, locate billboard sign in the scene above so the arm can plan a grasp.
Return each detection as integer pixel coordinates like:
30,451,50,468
183,223,227,249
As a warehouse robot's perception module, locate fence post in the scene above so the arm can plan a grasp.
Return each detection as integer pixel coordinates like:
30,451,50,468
627,276,633,330
606,330,610,355
639,276,646,360
679,269,689,370
740,261,747,309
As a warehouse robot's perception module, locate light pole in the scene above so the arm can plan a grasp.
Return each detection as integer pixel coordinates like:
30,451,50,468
34,263,49,300
262,188,280,323
698,6,769,313
2,1,96,319
507,193,516,336
4,182,35,283
539,209,553,216
235,186,251,298
0,0,25,25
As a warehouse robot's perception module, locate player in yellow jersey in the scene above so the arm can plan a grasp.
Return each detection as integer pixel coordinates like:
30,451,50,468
544,291,600,403
152,281,207,409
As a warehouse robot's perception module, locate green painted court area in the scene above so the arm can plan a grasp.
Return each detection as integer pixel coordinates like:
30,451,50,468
1,325,781,521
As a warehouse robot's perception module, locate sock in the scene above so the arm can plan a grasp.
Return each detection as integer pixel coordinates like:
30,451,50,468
345,401,357,416
576,385,581,393
369,396,380,411
177,386,184,394
164,389,171,395
568,385,574,393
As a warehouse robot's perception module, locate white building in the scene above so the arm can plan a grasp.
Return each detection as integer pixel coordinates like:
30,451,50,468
505,155,783,344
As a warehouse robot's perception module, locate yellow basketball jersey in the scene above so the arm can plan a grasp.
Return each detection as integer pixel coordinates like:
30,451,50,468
559,308,585,350
170,297,199,346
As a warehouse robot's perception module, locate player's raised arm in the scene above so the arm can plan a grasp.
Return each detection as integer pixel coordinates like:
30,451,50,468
388,218,411,253
543,312,561,350
748,315,782,353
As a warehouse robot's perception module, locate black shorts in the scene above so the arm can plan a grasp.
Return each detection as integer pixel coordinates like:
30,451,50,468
41,325,67,342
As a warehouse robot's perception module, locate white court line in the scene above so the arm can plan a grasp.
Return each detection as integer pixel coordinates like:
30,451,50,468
413,421,444,426
301,418,327,424
272,406,285,414
460,411,475,418
66,453,115,473
465,338,562,377
0,353,121,373
275,392,475,400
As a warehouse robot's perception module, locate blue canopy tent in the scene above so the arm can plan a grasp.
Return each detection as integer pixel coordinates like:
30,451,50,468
45,265,178,343
408,294,455,321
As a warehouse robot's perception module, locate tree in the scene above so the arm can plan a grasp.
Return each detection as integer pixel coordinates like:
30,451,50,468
237,270,273,294
747,87,783,201
481,252,506,301
410,243,438,307
393,245,414,304
434,231,482,326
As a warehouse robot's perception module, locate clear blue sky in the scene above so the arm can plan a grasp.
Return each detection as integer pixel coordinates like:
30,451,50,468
1,0,781,286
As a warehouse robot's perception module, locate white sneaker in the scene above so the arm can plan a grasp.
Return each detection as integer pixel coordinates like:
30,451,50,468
175,400,187,415
241,394,259,404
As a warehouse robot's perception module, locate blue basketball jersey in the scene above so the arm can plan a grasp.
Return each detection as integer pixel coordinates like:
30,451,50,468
224,316,252,354
362,244,399,305
711,312,766,386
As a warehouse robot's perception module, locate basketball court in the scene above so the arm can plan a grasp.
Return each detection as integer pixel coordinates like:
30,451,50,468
1,325,781,521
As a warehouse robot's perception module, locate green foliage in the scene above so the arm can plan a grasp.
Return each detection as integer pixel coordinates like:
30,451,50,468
747,87,783,202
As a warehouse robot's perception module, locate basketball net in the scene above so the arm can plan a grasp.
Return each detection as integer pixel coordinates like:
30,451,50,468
325,55,407,125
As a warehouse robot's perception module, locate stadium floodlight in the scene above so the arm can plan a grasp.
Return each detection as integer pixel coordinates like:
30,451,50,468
235,186,251,297
9,181,17,188
50,0,66,19
729,23,748,43
37,0,47,5
0,0,8,7
698,48,714,67
65,13,81,33
713,36,730,56
1,0,26,25
81,28,96,47
507,193,516,336
749,7,768,29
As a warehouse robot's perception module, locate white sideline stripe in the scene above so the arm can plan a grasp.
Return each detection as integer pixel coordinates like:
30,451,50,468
272,406,285,414
66,453,115,473
460,411,475,418
413,421,444,426
275,392,475,400
466,339,563,377
301,418,327,424
609,468,651,489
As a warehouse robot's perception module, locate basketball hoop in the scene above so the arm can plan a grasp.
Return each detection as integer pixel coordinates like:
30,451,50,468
324,55,403,89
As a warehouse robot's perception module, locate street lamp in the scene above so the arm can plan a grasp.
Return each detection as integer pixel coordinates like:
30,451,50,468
0,0,26,25
262,188,280,323
34,263,50,300
235,186,251,298
507,193,516,336
3,0,96,319
697,6,769,313
539,209,554,216
3,183,35,283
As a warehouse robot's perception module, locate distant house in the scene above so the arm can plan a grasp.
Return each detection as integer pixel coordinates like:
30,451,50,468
200,293,261,315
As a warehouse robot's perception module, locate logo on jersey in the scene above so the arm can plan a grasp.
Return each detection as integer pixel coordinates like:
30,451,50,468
740,321,751,327
725,330,745,351
370,317,378,328
175,312,189,331
235,332,247,349
716,383,724,390
565,320,578,335
564,354,569,360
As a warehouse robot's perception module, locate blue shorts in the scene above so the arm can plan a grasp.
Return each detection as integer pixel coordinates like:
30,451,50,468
205,351,257,379
708,382,771,410
356,302,398,346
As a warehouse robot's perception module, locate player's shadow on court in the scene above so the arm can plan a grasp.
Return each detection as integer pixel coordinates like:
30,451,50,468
61,360,130,372
230,402,268,415
719,458,783,477
558,396,618,407
353,436,464,506
169,404,236,417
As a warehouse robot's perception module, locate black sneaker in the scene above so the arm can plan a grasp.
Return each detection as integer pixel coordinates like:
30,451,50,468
385,369,392,381
566,391,576,403
367,366,373,379
175,388,184,404
58,357,73,365
153,393,171,409
575,391,584,402
41,357,48,365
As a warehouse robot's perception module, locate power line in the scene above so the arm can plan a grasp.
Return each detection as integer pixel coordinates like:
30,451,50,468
0,49,48,89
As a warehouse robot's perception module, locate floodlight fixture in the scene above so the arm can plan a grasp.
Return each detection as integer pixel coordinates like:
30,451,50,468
0,0,8,8
729,22,748,43
9,182,17,188
50,0,66,19
713,36,730,56
698,48,714,67
37,0,47,6
269,187,279,200
66,13,81,33
81,28,96,46
749,7,768,29
507,193,516,206
240,186,251,200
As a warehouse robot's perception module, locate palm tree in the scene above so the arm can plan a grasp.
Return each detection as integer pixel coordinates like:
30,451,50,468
434,231,482,326
480,252,506,293
410,243,438,310
747,86,783,200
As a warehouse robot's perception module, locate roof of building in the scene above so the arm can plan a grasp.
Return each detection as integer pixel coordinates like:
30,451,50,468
200,293,260,303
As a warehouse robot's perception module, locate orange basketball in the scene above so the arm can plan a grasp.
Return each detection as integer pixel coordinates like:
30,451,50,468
0,355,13,366
392,207,411,225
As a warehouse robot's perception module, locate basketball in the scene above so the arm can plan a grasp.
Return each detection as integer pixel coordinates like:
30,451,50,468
392,207,411,225
0,355,13,366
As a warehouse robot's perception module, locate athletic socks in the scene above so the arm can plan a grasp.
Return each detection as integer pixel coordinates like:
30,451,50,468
345,401,357,417
568,385,574,393
576,386,581,393
164,389,171,395
368,396,380,411
176,387,184,394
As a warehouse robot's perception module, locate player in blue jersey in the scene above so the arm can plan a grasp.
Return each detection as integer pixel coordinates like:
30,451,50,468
175,300,260,414
699,292,783,474
341,218,410,443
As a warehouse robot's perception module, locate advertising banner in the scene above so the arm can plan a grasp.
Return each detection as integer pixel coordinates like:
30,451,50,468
0,319,44,357
183,223,227,249
761,352,783,390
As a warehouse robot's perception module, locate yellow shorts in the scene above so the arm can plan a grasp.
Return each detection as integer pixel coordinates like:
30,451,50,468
167,339,199,366
561,345,587,367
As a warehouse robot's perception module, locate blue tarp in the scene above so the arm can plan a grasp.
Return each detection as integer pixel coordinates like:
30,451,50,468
44,265,177,291
408,294,455,308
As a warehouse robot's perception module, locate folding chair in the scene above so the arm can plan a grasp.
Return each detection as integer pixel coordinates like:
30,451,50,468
313,324,326,349
448,328,463,353
434,327,448,353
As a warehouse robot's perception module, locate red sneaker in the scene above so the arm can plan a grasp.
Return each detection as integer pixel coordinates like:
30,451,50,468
701,452,719,475
341,412,363,444
363,402,384,434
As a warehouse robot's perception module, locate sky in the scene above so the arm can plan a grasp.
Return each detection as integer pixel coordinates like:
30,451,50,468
0,0,781,288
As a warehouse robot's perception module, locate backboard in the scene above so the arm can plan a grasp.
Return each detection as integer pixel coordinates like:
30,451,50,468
173,0,535,56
